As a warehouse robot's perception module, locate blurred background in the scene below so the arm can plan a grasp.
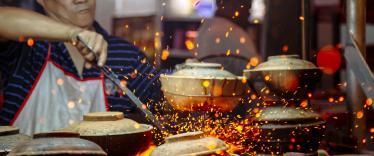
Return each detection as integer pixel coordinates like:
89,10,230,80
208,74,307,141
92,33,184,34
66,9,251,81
1,0,374,154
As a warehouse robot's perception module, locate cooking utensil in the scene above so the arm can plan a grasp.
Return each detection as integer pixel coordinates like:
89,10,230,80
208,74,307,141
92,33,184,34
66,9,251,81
8,132,106,156
243,55,322,103
160,62,246,112
77,36,162,130
60,112,154,156
249,107,326,155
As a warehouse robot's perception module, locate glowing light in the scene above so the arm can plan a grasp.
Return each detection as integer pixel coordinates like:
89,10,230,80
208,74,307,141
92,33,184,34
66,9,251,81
27,38,34,47
185,40,195,50
370,128,374,133
215,38,221,44
290,138,296,143
253,19,260,24
357,111,364,119
225,32,229,38
251,94,257,100
282,45,289,52
67,101,76,109
202,80,210,87
136,145,156,156
161,50,170,61
249,57,259,67
120,80,127,88
241,77,247,84
338,96,345,102
366,98,373,106
264,75,270,81
317,46,342,74
299,16,305,21
308,93,312,98
240,37,246,44
300,100,308,108
328,97,334,103
235,49,240,54
226,49,231,56
235,125,243,132
57,78,64,86
234,11,239,17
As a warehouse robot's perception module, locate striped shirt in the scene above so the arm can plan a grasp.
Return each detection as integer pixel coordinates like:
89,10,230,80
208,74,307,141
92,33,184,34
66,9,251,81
0,22,162,125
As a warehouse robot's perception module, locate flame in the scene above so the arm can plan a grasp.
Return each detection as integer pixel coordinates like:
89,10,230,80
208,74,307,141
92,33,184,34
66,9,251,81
136,145,156,156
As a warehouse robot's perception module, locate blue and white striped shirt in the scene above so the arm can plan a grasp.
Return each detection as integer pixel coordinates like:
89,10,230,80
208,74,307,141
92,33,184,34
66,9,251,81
0,22,163,125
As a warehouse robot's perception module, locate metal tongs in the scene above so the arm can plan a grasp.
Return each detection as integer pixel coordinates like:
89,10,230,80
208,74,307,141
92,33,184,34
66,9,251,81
77,36,163,130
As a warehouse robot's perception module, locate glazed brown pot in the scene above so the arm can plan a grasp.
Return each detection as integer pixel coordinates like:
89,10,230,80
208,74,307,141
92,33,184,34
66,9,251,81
160,62,246,112
8,132,106,156
243,55,322,102
249,107,326,155
62,112,154,156
0,126,31,156
151,131,231,156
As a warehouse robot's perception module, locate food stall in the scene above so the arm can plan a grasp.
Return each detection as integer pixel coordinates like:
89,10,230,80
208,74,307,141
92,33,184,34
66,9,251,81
0,0,373,155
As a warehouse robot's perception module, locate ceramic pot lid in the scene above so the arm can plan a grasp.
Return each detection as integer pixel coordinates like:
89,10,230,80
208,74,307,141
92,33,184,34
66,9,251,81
62,112,152,136
172,62,236,78
255,107,321,122
251,55,319,71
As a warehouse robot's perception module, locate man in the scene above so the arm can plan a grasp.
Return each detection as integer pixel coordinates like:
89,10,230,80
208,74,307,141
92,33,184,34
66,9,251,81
195,0,259,75
0,0,162,135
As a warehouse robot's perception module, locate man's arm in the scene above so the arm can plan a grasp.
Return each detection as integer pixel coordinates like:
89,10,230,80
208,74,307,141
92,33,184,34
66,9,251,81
0,7,107,66
0,7,79,42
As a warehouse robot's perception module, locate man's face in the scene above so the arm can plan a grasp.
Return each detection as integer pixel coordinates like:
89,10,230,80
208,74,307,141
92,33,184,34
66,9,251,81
37,0,96,28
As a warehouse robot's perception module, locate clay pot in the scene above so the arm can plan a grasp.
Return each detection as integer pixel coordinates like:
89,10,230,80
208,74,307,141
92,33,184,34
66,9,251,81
8,132,106,156
249,107,326,155
62,112,154,156
160,62,247,112
243,55,322,102
151,131,230,156
0,126,31,156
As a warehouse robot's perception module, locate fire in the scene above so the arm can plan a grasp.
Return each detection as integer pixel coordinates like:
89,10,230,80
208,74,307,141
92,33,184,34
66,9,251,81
136,145,156,156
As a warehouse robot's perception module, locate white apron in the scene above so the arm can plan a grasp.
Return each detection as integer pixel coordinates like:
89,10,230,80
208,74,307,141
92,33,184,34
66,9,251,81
11,45,108,135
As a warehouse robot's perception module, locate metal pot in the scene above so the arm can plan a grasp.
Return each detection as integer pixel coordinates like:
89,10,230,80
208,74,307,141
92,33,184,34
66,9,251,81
160,62,247,112
249,107,326,155
0,126,31,156
151,131,231,156
62,112,154,156
243,55,322,102
8,132,106,156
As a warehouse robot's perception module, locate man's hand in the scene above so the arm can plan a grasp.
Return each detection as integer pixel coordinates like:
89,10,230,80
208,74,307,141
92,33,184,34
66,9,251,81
71,29,108,68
